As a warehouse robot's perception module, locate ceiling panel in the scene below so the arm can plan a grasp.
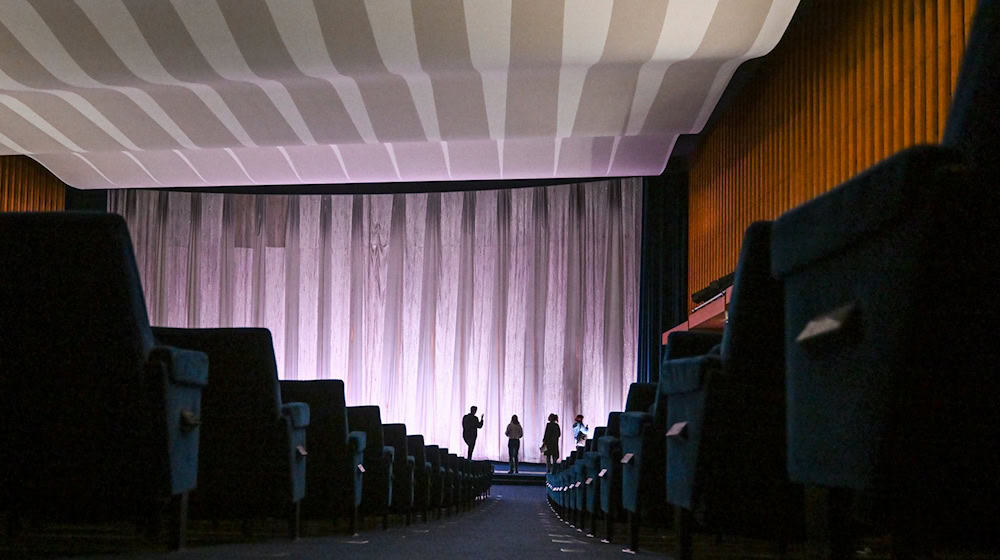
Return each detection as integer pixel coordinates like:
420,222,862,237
0,0,799,189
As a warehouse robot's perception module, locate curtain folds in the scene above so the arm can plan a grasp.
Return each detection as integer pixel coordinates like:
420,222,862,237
110,179,642,462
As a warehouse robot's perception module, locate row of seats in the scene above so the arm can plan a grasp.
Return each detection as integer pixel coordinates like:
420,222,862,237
0,212,492,552
548,1,999,557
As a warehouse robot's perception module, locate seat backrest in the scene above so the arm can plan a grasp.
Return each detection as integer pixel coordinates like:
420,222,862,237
383,424,409,471
347,406,386,450
154,327,282,422
280,380,349,463
425,445,441,471
606,412,622,438
592,426,607,442
1,212,156,505
624,382,657,413
1,212,155,387
407,434,427,472
719,221,784,389
941,0,1000,182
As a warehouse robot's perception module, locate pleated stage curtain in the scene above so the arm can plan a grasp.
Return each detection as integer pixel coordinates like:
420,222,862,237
110,179,641,462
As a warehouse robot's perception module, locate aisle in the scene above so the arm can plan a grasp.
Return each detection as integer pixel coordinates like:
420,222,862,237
85,485,653,560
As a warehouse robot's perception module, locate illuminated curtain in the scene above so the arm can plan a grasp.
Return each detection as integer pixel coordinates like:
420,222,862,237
110,179,642,462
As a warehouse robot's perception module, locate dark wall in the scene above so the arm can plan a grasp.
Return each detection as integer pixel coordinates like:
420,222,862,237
636,164,688,383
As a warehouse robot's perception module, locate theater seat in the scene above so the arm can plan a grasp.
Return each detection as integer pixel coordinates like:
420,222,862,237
582,426,606,537
424,444,444,518
347,406,394,530
152,327,309,540
279,379,365,534
664,222,803,560
618,381,664,552
382,424,415,525
407,434,430,522
0,212,208,550
772,4,1000,556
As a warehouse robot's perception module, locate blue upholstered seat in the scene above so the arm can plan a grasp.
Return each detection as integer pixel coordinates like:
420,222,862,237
279,379,365,533
664,222,803,559
382,424,415,525
347,405,394,529
771,2,999,555
424,444,444,517
618,381,664,552
581,426,605,536
151,327,309,539
0,212,208,550
407,435,431,522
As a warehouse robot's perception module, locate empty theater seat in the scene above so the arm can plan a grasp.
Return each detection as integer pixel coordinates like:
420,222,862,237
407,434,431,522
618,381,663,552
347,406,394,530
152,327,309,540
664,222,804,560
382,424,415,525
279,379,366,534
772,4,1000,556
0,212,208,550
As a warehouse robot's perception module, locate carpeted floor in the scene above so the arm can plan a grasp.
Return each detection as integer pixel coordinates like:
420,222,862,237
4,486,999,559
79,485,654,560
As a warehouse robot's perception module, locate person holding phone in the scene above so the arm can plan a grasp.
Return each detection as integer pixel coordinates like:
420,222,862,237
462,405,484,460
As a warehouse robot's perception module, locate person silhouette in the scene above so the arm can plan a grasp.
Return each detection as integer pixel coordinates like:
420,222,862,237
505,415,523,473
462,405,484,460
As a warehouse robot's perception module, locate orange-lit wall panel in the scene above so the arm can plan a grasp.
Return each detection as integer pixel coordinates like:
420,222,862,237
0,156,66,212
687,0,974,306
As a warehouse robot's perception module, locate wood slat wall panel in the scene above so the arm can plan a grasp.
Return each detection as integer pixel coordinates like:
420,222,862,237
686,0,974,307
0,156,66,212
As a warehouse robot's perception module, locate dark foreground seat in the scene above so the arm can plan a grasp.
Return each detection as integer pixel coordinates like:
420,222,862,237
408,435,430,522
772,3,1000,556
152,327,309,540
382,424,415,525
618,382,663,552
347,406,394,529
0,212,208,550
279,379,365,533
664,222,803,560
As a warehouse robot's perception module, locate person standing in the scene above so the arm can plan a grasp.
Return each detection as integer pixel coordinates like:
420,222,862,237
572,414,589,448
542,413,561,472
462,406,484,460
505,415,523,473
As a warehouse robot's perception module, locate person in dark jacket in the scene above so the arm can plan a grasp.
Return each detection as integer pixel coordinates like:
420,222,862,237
462,405,484,460
542,413,561,472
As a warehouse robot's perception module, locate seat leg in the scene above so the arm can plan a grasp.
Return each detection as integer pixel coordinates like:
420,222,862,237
676,506,693,560
349,505,358,535
288,501,301,540
168,492,188,551
626,510,641,552
602,509,615,543
382,512,388,530
829,488,854,560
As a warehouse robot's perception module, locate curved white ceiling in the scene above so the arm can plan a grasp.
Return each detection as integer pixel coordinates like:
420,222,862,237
0,0,799,189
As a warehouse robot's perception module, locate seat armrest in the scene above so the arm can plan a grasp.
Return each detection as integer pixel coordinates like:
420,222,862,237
348,431,367,454
148,345,208,387
664,331,724,360
281,402,310,429
382,445,395,465
406,455,416,468
425,461,432,471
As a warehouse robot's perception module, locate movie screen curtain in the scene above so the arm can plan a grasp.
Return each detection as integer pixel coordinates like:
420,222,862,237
110,179,641,462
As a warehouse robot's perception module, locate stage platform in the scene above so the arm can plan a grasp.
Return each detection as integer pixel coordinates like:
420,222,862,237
489,461,546,485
